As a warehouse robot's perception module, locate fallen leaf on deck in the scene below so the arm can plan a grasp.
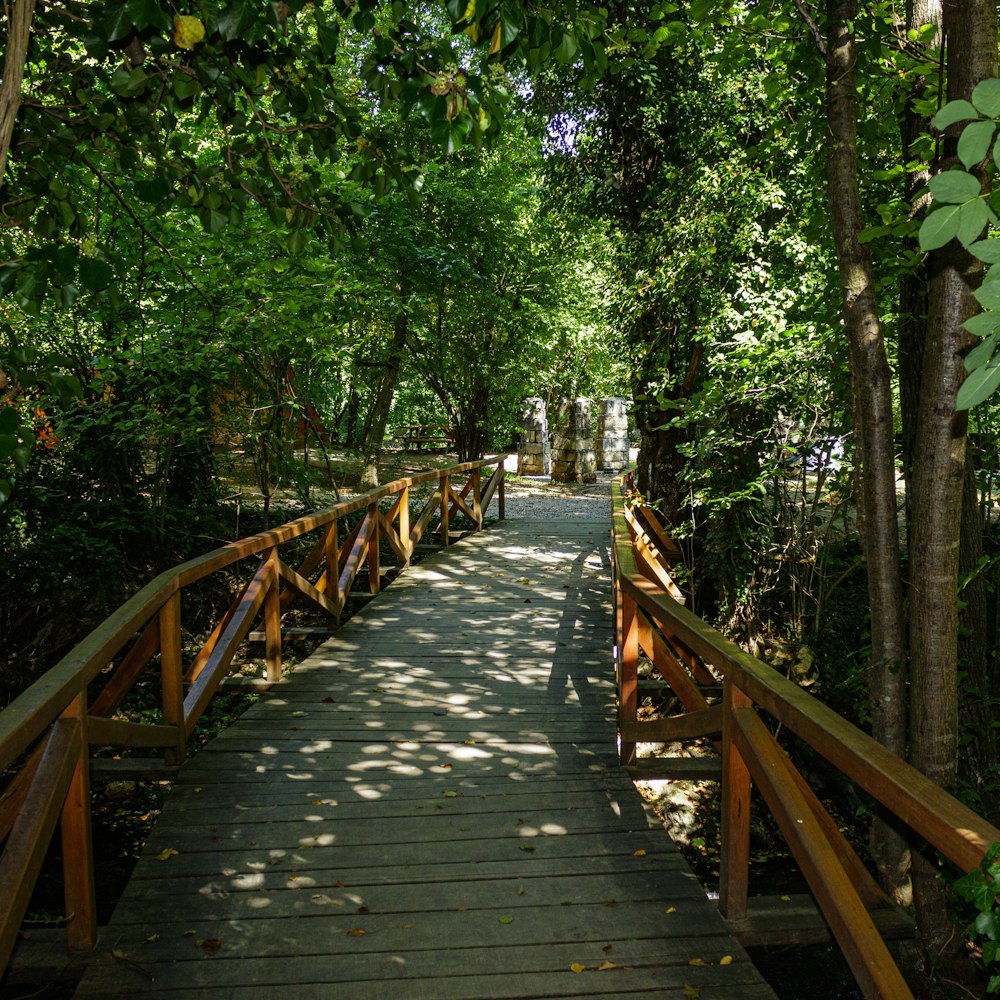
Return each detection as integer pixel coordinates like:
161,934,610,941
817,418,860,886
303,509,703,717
498,916,514,924
570,963,586,973
633,849,647,857
689,957,706,966
197,938,222,953
156,848,179,861
142,934,159,944
347,928,366,937
780,895,791,902
463,739,476,745
444,790,459,798
321,696,335,703
683,986,701,999
665,906,677,914
720,955,733,965
596,961,617,971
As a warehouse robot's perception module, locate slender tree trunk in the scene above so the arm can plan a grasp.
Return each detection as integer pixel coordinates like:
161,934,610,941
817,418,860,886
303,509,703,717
821,0,909,900
0,0,35,187
359,309,407,490
909,0,996,963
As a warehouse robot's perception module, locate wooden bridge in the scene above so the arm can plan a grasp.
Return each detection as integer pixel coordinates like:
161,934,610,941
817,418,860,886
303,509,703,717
2,457,1000,999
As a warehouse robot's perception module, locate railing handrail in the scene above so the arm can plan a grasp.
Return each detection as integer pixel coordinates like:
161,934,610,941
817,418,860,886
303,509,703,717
0,457,502,773
612,476,1000,869
611,473,1000,998
0,455,506,971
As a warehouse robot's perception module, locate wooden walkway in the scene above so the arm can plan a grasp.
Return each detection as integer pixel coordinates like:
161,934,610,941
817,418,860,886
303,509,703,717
74,516,777,999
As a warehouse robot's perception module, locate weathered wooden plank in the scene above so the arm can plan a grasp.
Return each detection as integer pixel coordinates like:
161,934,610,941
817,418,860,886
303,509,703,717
71,516,774,1000
77,945,766,998
127,826,689,883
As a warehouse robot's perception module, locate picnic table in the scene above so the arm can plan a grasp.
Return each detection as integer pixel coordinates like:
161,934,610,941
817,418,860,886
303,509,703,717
399,423,454,451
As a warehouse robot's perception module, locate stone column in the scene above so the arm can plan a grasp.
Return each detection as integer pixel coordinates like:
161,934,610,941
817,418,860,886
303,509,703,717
517,397,550,475
551,398,597,483
597,397,629,472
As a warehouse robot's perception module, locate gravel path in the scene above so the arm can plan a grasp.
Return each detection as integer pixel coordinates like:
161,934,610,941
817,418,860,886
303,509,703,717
500,473,613,521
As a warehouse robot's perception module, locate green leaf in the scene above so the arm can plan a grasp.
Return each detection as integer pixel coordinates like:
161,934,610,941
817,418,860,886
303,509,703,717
199,207,228,234
79,258,113,293
0,479,11,507
976,910,1000,941
555,32,578,64
965,332,998,372
973,78,1000,118
958,198,990,245
285,229,308,254
957,361,1000,410
964,311,1000,336
968,239,1000,263
975,282,1000,310
919,204,962,250
218,0,256,41
959,120,996,168
929,170,981,204
933,99,979,130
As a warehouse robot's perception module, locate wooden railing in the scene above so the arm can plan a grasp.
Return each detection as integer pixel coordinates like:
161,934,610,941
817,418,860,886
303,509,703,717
612,473,1000,1000
0,456,506,972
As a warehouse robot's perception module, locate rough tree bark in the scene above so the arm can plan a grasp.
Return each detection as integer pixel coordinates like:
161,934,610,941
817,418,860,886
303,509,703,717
819,0,909,898
0,0,36,186
909,0,996,962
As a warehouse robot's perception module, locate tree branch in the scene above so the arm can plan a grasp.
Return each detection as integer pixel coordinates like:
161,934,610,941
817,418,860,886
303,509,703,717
791,0,828,59
80,156,216,317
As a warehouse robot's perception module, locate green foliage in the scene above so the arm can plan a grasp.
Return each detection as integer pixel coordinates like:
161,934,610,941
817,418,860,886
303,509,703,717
919,80,1000,409
953,842,1000,992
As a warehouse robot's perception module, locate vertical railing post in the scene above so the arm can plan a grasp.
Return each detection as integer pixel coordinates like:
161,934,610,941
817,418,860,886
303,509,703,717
264,546,282,683
619,590,639,766
368,501,381,594
441,473,450,547
399,485,411,563
472,466,482,529
159,591,186,764
326,516,341,621
60,692,96,952
498,459,505,520
719,678,753,920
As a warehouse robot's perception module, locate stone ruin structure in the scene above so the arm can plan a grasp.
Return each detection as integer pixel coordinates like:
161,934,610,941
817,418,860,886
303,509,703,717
596,397,629,473
552,398,597,484
517,397,550,475
518,396,630,481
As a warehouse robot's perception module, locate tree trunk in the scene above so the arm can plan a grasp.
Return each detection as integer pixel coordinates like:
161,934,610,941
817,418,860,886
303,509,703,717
822,0,909,899
0,0,35,187
908,0,996,964
359,309,407,490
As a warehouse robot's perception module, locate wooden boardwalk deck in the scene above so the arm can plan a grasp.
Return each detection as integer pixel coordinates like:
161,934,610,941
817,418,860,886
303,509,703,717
74,516,777,999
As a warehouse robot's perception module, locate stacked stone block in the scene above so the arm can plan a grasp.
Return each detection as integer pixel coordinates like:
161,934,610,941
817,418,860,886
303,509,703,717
596,396,629,472
552,398,597,484
517,397,550,475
